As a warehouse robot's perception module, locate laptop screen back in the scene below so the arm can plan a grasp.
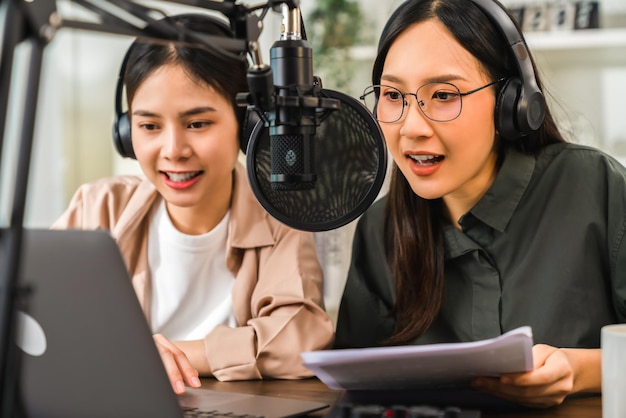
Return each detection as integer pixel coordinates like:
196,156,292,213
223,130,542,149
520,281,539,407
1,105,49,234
12,229,182,418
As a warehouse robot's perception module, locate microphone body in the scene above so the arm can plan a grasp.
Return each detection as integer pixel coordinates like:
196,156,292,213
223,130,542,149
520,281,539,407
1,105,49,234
269,38,317,191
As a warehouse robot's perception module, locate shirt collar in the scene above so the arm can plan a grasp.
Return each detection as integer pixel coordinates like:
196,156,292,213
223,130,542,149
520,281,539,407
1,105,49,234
227,162,275,249
462,147,535,232
112,178,160,243
113,164,275,252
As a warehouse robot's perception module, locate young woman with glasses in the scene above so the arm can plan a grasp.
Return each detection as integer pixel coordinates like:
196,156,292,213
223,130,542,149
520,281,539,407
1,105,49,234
335,0,626,408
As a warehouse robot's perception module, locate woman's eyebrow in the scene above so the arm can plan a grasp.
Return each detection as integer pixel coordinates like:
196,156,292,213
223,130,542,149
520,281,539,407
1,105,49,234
381,73,468,85
132,109,160,118
179,106,217,118
131,106,217,118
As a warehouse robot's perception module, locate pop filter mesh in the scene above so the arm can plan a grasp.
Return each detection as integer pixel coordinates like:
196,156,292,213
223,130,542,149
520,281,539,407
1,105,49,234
247,89,387,232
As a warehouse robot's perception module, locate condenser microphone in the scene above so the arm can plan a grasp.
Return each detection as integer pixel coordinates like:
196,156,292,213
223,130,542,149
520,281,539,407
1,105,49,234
267,5,337,191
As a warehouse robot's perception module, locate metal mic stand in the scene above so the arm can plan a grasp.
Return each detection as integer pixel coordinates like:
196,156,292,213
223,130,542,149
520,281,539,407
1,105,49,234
0,1,284,416
0,1,56,416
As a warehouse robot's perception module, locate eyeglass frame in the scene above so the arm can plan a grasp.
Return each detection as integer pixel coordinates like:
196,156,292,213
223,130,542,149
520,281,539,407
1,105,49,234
360,78,507,123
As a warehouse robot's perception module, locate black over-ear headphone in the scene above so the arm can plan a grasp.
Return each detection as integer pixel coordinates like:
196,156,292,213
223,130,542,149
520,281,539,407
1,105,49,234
112,14,258,159
470,0,545,140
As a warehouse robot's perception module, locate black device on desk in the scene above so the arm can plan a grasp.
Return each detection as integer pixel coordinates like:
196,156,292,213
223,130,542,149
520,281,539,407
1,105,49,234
327,403,480,418
325,391,481,418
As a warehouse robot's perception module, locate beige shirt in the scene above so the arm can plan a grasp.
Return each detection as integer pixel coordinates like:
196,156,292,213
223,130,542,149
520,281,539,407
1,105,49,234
52,163,334,381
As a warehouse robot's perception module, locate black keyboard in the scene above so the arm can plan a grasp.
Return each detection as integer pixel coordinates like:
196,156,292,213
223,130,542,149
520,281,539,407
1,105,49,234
328,402,481,418
181,406,264,418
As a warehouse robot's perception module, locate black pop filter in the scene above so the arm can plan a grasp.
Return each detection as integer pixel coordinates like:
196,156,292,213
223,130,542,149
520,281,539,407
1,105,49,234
246,89,387,232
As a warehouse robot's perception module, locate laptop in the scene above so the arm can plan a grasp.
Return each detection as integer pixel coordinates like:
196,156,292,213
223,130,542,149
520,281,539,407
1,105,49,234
6,228,328,418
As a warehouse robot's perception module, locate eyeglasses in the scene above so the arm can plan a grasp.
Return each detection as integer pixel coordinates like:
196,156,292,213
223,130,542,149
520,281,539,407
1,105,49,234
360,79,505,123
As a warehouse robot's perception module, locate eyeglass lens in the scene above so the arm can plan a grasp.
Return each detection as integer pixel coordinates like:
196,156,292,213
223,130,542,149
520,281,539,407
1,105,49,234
361,83,463,123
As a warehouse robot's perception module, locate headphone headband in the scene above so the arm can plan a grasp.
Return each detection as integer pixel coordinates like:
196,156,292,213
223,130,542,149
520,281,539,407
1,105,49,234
470,0,537,93
469,0,546,139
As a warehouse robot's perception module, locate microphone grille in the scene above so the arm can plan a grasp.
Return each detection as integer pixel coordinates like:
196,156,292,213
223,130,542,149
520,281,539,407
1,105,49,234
270,134,316,191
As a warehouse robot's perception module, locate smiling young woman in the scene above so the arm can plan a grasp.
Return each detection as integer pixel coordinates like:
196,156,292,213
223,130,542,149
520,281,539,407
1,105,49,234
52,13,334,394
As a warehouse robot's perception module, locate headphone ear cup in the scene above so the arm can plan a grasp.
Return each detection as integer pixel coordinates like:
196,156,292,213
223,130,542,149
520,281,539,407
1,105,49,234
495,77,522,141
239,108,262,154
112,112,136,159
517,88,546,135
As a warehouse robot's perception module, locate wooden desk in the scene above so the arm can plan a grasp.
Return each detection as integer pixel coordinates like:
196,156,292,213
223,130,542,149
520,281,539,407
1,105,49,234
199,377,602,417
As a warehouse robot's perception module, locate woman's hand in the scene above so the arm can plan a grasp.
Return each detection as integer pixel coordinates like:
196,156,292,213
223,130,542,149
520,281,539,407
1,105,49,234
153,334,202,394
470,344,601,408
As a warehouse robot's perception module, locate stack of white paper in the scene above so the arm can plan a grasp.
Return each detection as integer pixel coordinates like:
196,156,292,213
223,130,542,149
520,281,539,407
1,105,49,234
301,326,534,391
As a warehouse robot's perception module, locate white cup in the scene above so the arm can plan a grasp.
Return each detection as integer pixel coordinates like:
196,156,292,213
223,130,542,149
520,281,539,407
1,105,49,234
602,324,626,418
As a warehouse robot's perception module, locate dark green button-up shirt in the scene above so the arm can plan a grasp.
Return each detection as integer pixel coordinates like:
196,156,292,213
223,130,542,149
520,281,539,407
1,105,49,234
335,143,626,349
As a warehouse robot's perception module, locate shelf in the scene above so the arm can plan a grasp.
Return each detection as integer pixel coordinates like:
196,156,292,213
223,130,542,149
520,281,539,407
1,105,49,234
347,28,626,64
525,27,626,51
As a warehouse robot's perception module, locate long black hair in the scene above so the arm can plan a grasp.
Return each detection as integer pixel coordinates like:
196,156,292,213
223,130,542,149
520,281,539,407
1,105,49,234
376,0,566,344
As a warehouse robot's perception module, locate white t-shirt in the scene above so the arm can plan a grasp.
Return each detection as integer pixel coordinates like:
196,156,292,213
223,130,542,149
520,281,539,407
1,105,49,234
148,200,237,341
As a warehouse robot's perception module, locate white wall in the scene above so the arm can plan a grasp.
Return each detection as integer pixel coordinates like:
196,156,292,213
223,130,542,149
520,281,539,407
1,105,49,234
0,38,66,229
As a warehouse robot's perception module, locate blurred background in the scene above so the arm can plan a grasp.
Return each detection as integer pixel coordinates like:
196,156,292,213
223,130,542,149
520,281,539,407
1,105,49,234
2,0,625,323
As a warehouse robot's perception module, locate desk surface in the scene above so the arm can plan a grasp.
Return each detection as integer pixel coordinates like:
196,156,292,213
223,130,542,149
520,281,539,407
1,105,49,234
199,377,602,418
